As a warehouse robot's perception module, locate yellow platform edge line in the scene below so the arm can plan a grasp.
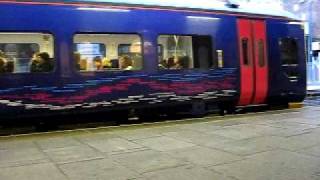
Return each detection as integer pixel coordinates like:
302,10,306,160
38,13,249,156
288,102,304,109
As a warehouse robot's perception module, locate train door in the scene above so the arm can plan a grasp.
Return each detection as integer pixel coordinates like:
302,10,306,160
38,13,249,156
238,19,268,106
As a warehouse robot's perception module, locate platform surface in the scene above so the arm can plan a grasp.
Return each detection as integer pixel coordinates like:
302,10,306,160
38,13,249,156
1,106,320,180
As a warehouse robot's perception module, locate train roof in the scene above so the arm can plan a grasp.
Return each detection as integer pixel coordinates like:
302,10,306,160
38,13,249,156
1,0,299,20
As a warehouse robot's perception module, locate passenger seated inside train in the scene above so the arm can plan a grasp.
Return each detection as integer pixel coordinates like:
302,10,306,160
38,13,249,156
158,59,167,69
93,56,103,71
110,59,119,68
6,61,14,73
175,56,189,69
0,58,7,73
119,55,133,70
74,52,81,71
167,57,175,69
0,50,14,73
30,52,53,72
102,57,111,69
0,50,7,73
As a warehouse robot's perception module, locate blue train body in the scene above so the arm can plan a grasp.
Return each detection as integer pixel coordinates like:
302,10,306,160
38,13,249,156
0,1,306,118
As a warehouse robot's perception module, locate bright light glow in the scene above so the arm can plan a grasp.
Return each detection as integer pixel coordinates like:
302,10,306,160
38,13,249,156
186,16,220,21
312,42,320,51
288,21,304,26
304,21,310,34
293,4,299,11
77,7,131,12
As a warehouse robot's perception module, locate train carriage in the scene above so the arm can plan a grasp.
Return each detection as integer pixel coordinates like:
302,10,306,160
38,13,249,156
0,0,306,119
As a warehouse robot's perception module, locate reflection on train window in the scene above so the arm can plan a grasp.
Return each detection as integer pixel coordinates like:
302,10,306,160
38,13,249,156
157,35,214,70
74,34,142,72
279,38,298,65
258,39,265,67
242,38,250,65
0,33,54,73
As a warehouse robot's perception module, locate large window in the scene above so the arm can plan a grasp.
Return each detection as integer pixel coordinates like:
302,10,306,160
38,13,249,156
74,34,142,71
0,33,54,73
158,35,215,70
279,38,298,65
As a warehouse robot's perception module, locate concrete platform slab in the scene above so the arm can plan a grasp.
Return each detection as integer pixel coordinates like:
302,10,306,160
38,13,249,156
1,106,320,180
35,137,83,150
44,145,104,164
133,136,195,152
111,149,187,174
143,165,236,180
212,136,285,156
0,147,49,168
80,137,146,154
162,130,234,148
208,126,263,140
59,158,141,180
210,150,320,180
0,163,67,180
298,144,320,158
166,146,243,166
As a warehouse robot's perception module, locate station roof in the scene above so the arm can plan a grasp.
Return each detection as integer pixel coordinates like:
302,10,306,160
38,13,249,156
3,0,299,20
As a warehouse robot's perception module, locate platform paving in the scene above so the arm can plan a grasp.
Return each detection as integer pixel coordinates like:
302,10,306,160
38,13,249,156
1,106,320,180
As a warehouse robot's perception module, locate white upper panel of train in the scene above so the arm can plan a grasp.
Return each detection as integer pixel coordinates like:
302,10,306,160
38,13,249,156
64,0,298,19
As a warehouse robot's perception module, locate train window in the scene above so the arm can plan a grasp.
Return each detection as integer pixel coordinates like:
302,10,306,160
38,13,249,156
217,50,224,68
258,39,265,67
158,35,214,70
241,38,250,65
118,44,131,57
0,33,54,74
158,45,164,61
74,34,142,71
279,38,298,65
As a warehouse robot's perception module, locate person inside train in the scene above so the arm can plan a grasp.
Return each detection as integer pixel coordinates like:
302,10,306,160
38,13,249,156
0,58,7,73
119,55,133,70
0,50,7,73
30,52,53,72
93,56,103,71
5,61,14,73
74,52,81,71
102,57,111,69
158,59,167,69
167,56,175,69
175,56,189,69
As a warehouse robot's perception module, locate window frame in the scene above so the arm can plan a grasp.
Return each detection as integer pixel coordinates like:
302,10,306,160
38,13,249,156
241,38,250,66
258,39,265,67
157,34,215,71
118,44,131,57
0,32,56,75
73,32,144,73
279,37,299,66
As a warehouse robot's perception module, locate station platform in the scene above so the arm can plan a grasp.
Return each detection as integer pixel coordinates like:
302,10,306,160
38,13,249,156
1,105,320,180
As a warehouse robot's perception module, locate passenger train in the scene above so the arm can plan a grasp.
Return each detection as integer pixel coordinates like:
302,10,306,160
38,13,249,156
0,0,306,119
